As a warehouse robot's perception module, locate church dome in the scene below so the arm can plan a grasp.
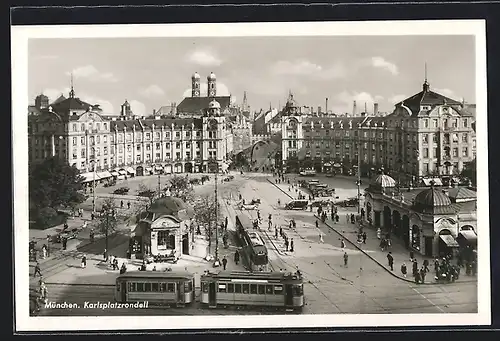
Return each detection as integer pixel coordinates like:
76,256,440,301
208,99,221,109
414,187,452,207
192,72,200,79
208,72,216,80
373,174,396,188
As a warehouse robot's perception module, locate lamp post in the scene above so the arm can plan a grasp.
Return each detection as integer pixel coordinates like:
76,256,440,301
102,205,115,262
157,172,161,199
357,127,361,215
89,160,96,213
209,157,220,266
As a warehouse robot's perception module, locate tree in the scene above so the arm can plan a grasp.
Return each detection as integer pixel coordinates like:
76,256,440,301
29,156,86,213
461,158,477,185
193,194,221,242
137,183,156,205
168,175,195,203
94,197,119,235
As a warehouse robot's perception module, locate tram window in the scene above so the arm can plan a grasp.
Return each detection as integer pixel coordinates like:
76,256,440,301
242,284,249,294
258,285,265,295
128,283,136,292
218,284,227,293
116,283,120,292
201,282,209,293
274,285,283,294
293,284,303,296
228,284,234,293
152,283,159,292
184,281,193,292
265,285,274,295
145,283,152,292
250,284,257,294
167,283,175,293
160,283,167,292
136,283,145,292
235,284,242,293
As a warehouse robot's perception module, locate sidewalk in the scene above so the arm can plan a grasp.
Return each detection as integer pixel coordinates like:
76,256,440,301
268,178,477,285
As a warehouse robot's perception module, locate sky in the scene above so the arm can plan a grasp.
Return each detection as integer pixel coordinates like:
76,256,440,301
28,35,476,116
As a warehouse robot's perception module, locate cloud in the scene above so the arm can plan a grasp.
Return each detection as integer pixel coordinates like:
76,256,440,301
188,49,222,67
433,88,457,99
182,81,231,98
66,65,118,82
129,100,146,116
371,57,399,75
139,84,165,98
389,94,407,104
270,59,349,80
331,91,383,114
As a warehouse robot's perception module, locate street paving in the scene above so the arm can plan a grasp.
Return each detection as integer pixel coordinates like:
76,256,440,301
29,172,478,316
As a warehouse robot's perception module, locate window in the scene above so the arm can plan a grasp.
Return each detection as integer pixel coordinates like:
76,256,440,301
452,133,459,143
146,133,151,140
424,163,429,174
156,132,160,139
175,131,181,138
176,142,181,149
81,149,85,157
103,123,107,130
185,142,190,149
73,124,77,132
136,283,145,292
433,148,437,157
156,143,160,150
258,285,265,295
345,131,350,137
250,284,257,294
96,136,100,144
422,134,428,143
266,285,273,295
443,119,448,128
293,284,303,296
128,283,136,292
165,132,170,139
167,283,175,293
242,284,249,294
146,144,151,151
104,135,107,143
152,283,159,292
72,137,77,145
432,119,438,128
136,145,141,151
462,147,468,157
72,149,77,159
81,136,85,145
218,284,227,293
81,123,85,131
145,283,152,292
119,145,123,153
423,148,429,158
453,148,458,157
462,134,468,143
228,283,234,293
463,119,468,128
432,134,438,143
104,146,108,155
127,145,131,152
452,119,458,128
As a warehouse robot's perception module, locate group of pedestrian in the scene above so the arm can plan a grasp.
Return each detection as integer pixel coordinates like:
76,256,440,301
356,231,367,244
434,256,462,282
277,225,293,252
346,213,356,224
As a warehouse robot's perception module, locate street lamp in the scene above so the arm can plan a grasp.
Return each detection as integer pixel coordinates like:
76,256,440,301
357,125,361,215
208,157,220,266
101,205,116,262
89,160,96,213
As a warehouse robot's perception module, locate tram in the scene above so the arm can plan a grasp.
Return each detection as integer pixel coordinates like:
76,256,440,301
200,270,304,311
235,214,269,270
114,271,195,307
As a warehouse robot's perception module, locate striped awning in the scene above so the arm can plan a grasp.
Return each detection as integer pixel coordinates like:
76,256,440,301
145,167,153,172
126,167,136,174
154,166,163,171
110,171,119,176
439,234,459,247
97,171,112,179
118,170,127,175
79,172,100,183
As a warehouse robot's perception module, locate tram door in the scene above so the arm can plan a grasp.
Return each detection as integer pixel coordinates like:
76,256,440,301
121,282,127,302
177,282,185,304
284,284,293,307
208,282,217,307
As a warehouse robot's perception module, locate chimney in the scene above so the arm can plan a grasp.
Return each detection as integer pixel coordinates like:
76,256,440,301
318,106,322,115
353,100,357,117
374,103,379,116
153,109,156,116
325,98,328,113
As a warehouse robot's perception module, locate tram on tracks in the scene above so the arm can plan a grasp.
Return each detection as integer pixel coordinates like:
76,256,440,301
114,271,195,307
235,214,269,271
200,270,304,311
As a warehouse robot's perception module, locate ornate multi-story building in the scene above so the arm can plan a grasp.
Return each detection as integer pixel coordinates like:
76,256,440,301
28,83,233,180
281,79,477,184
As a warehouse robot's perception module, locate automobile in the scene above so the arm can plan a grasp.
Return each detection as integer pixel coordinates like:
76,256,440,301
239,203,258,210
338,198,359,207
113,187,130,195
311,199,332,208
284,199,309,210
250,198,261,205
55,228,79,243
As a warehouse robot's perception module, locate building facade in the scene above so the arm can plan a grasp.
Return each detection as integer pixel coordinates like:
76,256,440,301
28,86,233,176
281,80,477,183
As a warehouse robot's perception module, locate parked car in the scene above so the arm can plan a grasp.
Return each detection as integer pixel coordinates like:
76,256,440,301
113,187,130,195
285,200,309,210
250,198,261,205
55,228,79,243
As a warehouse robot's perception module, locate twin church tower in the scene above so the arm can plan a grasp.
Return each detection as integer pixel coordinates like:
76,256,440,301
191,72,217,98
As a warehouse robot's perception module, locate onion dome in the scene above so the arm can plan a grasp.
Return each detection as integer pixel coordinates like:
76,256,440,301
192,72,200,79
208,72,216,80
208,99,221,109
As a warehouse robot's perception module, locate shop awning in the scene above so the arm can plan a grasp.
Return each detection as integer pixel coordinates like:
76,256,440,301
126,167,136,174
118,170,127,175
117,175,126,180
324,163,332,167
154,166,163,171
110,171,119,176
457,230,477,246
79,172,99,183
97,171,112,179
145,167,153,172
439,234,459,247
333,163,341,168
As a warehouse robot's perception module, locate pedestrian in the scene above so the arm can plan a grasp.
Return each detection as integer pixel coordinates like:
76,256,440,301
34,262,42,277
234,250,240,265
319,233,324,243
62,237,67,250
409,251,415,262
113,257,119,270
412,259,418,277
401,262,407,278
423,259,430,272
42,244,47,259
434,258,440,274
346,214,349,223
420,267,426,283
120,263,127,274
335,214,339,223
91,212,95,220
120,200,124,208
279,227,283,237
39,283,48,304
343,252,348,267
127,202,131,209
387,252,394,271
63,222,69,231
290,239,294,252
222,256,228,270
277,198,281,206
90,229,94,243
285,238,289,252
152,266,157,271
362,232,367,244
315,220,319,229
415,269,422,284
340,239,346,249
376,228,381,239
81,254,87,268
103,248,107,262
275,227,278,239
